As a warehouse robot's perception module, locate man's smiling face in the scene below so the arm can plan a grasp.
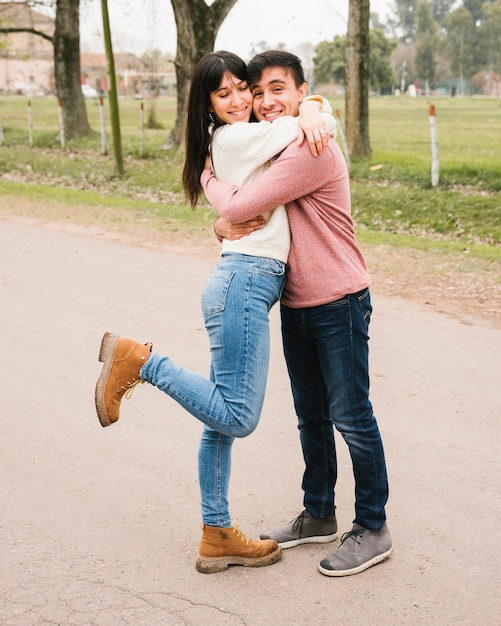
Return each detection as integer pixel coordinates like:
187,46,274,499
251,66,308,122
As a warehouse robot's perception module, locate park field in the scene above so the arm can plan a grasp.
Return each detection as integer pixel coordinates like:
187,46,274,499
0,93,500,255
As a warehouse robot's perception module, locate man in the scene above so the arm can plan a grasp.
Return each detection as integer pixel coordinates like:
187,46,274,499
202,50,392,577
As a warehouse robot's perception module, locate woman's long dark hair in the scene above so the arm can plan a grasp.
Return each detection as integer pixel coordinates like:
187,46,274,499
182,51,248,207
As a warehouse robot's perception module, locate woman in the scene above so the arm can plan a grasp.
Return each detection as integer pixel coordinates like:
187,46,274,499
95,51,335,574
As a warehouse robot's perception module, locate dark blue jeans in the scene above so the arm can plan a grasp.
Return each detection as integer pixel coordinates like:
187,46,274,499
280,289,388,531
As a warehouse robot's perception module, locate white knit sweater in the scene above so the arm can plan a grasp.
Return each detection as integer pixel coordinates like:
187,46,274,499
210,101,336,263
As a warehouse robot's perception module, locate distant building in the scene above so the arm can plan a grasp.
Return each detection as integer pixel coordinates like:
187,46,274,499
0,2,176,97
81,53,150,96
0,2,54,94
0,2,54,58
0,3,176,97
81,53,177,97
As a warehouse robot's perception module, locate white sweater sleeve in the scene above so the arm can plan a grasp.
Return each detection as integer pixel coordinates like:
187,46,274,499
211,100,336,186
212,117,302,185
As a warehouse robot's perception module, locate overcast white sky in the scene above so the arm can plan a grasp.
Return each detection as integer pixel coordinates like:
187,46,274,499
80,0,392,60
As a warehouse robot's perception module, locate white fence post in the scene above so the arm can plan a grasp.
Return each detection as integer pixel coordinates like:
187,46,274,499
99,96,107,155
429,104,439,187
140,101,145,157
27,100,33,147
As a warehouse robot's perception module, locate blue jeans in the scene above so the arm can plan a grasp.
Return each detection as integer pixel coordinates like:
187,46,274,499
140,253,286,527
280,289,388,531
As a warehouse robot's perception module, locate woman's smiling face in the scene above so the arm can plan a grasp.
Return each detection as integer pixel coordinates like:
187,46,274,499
209,71,253,125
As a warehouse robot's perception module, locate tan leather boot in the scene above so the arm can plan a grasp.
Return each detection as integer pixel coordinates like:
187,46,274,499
95,331,152,427
196,522,282,574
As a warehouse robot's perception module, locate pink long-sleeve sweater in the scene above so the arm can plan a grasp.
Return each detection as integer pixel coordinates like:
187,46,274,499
201,139,371,308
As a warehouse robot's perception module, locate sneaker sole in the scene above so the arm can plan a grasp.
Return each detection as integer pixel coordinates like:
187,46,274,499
195,546,282,574
262,533,338,549
318,546,393,577
94,331,119,428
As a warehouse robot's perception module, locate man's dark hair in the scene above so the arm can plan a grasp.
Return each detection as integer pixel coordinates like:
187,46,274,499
247,50,305,89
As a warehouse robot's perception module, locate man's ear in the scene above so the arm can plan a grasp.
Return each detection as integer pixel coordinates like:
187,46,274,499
297,82,308,103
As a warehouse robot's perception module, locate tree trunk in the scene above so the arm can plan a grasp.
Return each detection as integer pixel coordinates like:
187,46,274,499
53,0,91,139
345,0,371,157
163,0,237,150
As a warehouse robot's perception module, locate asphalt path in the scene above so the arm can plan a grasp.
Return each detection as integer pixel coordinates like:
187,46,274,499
1,220,499,625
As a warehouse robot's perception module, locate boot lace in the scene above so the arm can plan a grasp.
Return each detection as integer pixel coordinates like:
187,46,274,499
232,518,252,544
122,378,144,400
120,341,153,400
340,526,366,546
121,342,152,400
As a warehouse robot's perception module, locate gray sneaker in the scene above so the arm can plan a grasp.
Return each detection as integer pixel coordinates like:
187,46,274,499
260,509,337,549
318,522,392,577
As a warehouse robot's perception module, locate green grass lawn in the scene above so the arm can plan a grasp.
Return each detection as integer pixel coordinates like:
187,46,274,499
0,93,500,254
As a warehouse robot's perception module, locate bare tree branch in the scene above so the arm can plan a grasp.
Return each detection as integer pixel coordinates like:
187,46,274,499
0,26,53,43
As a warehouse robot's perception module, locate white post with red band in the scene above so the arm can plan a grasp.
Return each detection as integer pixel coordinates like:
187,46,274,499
429,104,439,187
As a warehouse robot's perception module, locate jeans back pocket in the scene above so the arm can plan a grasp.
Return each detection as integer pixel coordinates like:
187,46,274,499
201,267,235,315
